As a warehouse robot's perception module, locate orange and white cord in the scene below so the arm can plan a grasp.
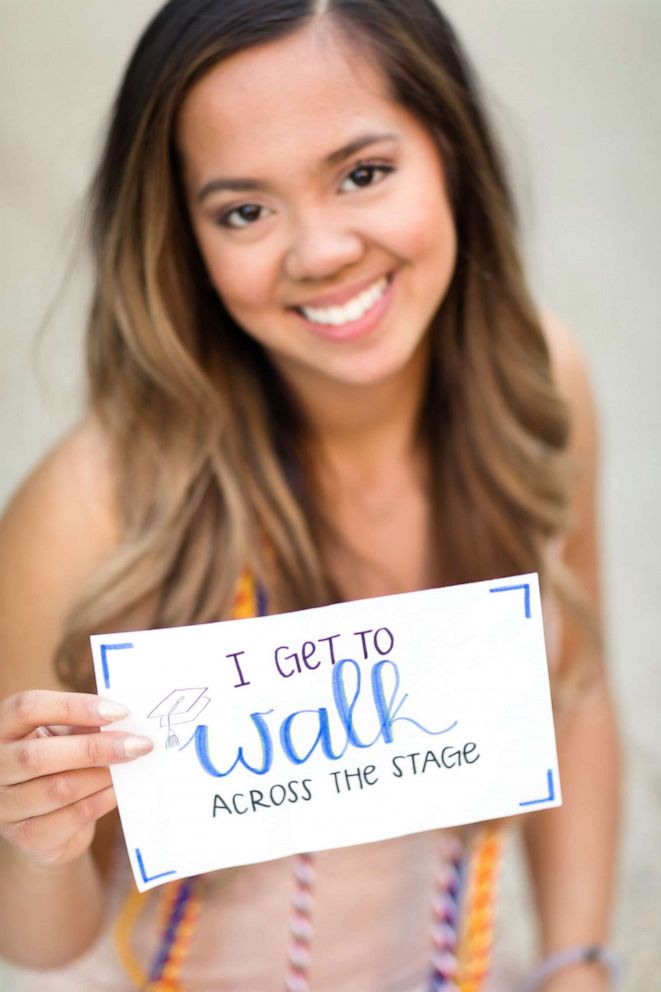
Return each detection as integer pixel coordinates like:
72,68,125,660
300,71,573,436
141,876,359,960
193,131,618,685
456,827,503,992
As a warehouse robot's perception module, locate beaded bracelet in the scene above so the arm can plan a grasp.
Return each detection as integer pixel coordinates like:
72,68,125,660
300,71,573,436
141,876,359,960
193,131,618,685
521,944,624,992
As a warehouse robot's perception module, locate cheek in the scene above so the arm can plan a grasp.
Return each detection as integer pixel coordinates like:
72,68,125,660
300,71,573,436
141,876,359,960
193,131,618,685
189,212,278,309
379,181,456,280
199,242,273,317
408,191,456,268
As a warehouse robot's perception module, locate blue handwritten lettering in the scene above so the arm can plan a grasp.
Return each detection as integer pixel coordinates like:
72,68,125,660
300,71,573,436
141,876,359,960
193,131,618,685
279,707,341,763
182,661,456,780
183,710,274,777
333,658,376,749
371,660,457,741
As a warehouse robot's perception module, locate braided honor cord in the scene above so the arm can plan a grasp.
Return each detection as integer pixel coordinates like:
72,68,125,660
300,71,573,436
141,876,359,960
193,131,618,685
429,834,466,991
145,878,203,991
284,852,316,991
455,827,503,992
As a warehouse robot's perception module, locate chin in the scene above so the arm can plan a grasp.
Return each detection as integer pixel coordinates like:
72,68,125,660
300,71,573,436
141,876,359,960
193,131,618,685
321,344,427,390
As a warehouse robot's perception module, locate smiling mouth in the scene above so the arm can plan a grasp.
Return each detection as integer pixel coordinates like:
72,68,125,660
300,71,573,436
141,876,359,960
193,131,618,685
294,275,391,328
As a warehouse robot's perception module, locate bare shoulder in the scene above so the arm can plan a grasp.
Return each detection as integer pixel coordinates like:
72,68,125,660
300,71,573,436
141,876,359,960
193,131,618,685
0,417,120,695
0,416,119,555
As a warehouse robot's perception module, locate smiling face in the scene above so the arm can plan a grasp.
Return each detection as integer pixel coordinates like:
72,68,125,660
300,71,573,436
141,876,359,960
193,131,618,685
177,20,457,397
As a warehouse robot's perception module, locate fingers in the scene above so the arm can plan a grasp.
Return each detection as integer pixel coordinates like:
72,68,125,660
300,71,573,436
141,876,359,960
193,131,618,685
0,767,112,823
3,786,118,866
0,731,153,787
0,690,151,867
0,690,129,742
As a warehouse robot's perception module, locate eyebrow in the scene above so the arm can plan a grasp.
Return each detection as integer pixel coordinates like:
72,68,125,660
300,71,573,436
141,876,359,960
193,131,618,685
195,131,399,204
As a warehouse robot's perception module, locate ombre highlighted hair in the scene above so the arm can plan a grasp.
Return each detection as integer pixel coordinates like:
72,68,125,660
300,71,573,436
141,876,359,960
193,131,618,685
56,0,579,690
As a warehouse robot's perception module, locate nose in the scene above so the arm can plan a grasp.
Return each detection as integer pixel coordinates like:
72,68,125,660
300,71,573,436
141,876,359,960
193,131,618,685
283,209,365,283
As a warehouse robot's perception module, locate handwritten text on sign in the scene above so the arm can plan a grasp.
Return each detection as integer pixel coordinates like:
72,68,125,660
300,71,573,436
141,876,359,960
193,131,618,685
91,573,561,892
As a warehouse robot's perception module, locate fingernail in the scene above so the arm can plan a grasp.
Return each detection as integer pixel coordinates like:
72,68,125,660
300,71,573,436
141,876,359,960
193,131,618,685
96,699,130,722
121,735,154,758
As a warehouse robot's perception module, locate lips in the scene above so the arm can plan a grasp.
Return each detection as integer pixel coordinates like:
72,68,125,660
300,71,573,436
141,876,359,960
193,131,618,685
298,276,389,327
290,271,396,342
291,273,393,329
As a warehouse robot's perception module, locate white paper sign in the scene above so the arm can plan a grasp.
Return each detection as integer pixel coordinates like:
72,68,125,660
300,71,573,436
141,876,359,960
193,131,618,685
91,573,561,892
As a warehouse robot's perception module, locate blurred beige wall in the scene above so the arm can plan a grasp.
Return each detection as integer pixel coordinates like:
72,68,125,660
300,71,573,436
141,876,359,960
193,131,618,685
1,0,163,497
1,2,660,986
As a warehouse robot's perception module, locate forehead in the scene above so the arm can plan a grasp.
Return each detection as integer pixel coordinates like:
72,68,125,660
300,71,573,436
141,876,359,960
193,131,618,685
176,21,407,181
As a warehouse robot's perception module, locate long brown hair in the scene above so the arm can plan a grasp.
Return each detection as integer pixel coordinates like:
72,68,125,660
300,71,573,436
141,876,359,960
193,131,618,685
56,0,574,690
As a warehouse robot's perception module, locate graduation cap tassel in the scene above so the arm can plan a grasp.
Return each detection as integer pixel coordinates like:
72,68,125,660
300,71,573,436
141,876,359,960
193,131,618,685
166,719,179,749
149,689,209,750
166,698,183,748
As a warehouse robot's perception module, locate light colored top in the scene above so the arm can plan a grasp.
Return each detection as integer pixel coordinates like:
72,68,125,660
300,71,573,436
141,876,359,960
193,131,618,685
0,828,514,991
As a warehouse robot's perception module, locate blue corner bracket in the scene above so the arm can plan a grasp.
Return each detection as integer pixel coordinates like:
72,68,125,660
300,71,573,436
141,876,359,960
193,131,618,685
519,769,555,807
100,642,134,689
135,848,177,885
489,582,531,619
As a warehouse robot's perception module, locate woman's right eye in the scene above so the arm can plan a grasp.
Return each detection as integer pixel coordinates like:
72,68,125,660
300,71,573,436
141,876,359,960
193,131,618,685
217,203,267,230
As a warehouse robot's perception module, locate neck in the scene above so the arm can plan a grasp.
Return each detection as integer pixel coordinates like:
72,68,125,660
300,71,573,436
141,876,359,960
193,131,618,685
275,342,431,485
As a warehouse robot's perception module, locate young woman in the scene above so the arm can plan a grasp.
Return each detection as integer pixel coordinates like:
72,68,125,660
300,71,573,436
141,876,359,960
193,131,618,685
0,1,620,989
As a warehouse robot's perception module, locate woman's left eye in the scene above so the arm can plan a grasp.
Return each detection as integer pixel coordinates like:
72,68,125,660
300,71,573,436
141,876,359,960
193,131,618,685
340,162,394,193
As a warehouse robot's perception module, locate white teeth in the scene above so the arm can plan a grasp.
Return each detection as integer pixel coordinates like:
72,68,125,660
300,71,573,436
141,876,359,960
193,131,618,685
300,276,388,326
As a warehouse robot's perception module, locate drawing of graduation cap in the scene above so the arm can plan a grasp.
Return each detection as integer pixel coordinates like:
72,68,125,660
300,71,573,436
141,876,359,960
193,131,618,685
147,687,211,748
